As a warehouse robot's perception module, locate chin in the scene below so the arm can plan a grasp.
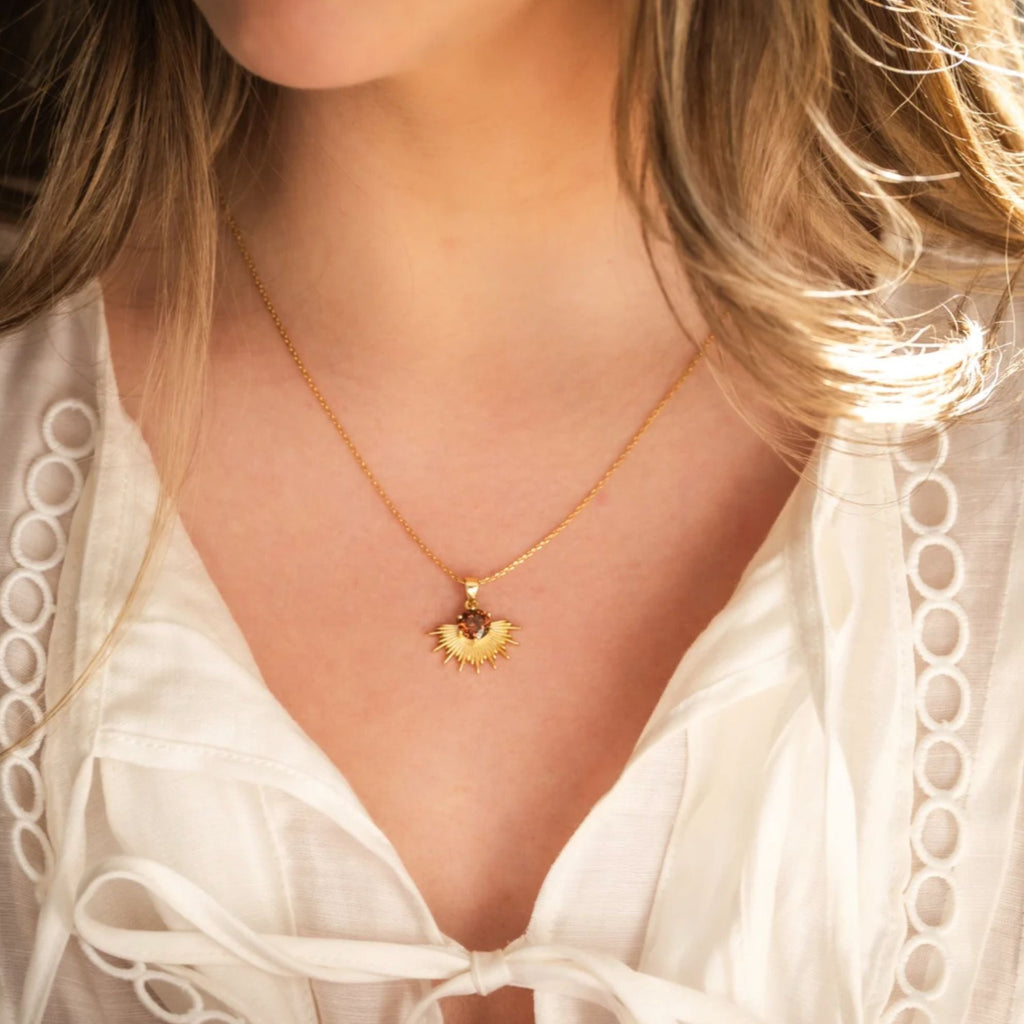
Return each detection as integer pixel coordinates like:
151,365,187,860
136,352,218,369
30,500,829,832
191,0,523,89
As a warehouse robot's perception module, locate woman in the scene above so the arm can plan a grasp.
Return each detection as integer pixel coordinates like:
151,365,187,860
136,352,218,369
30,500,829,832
0,1,1022,1022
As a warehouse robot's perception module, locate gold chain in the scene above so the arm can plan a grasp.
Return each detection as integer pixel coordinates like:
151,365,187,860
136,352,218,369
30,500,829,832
222,207,711,587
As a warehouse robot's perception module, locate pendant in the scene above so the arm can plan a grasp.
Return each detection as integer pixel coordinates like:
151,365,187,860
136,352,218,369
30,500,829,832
428,579,521,673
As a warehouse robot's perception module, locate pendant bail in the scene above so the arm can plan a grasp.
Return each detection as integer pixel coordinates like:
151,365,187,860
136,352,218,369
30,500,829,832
464,578,480,609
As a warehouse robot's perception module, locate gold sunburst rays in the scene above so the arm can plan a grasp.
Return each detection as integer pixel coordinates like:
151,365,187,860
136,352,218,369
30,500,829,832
428,579,521,673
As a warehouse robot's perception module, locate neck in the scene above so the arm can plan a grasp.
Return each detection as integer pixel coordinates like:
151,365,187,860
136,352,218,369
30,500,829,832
223,0,705,388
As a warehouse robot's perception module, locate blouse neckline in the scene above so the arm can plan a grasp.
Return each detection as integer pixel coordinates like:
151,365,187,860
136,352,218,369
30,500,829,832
51,276,909,954
69,278,814,946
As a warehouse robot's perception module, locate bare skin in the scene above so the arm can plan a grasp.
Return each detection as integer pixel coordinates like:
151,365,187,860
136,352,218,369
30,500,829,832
101,2,806,1022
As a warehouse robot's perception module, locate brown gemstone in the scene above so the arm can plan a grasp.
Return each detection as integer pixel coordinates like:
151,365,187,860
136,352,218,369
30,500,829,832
457,608,491,640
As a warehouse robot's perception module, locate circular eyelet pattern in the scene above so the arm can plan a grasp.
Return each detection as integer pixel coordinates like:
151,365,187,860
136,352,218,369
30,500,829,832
25,452,83,518
905,869,956,935
41,399,97,460
900,471,958,536
2,755,44,819
913,600,969,666
883,423,973,1022
911,797,964,869
10,510,67,573
914,730,970,801
1,568,55,632
78,942,244,1023
907,534,963,601
0,399,99,909
0,691,44,758
2,397,241,1021
0,630,45,695
896,934,950,998
915,665,970,732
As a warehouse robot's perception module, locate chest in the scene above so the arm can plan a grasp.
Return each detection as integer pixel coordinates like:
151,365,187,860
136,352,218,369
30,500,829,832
173,444,794,1024
110,318,798,1024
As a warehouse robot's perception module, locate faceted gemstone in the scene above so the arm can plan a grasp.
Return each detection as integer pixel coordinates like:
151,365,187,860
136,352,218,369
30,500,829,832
457,608,491,640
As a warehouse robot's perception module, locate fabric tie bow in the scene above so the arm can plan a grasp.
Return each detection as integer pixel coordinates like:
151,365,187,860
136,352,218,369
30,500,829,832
21,853,775,1024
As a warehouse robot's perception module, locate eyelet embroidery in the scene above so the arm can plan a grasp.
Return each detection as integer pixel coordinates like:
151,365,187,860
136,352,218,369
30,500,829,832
0,396,246,1024
0,399,98,889
76,941,243,1024
882,423,972,1023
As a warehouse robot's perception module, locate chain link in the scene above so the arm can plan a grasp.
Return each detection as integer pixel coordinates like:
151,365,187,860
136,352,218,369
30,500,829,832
222,206,711,587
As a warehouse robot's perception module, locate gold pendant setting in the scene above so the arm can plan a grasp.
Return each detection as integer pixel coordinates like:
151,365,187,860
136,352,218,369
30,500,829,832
429,579,521,673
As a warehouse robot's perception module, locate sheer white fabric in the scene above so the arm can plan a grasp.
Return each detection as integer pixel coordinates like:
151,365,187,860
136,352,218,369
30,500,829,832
0,276,1022,1024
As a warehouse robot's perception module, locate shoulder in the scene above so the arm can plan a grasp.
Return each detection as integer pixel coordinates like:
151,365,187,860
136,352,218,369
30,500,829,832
0,214,106,396
877,251,1024,521
0,278,106,384
881,246,1024,417
0,283,105,559
0,280,106,438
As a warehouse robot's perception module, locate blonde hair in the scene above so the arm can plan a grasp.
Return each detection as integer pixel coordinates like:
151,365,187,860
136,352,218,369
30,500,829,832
1,0,1024,754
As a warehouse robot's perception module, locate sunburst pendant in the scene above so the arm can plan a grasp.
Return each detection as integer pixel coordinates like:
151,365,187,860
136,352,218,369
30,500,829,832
428,578,521,673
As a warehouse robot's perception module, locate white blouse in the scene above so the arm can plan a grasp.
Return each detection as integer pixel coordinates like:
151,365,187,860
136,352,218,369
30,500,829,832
1,277,1023,1024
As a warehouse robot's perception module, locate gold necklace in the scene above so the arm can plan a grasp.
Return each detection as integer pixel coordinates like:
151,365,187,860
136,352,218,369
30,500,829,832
223,208,711,673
